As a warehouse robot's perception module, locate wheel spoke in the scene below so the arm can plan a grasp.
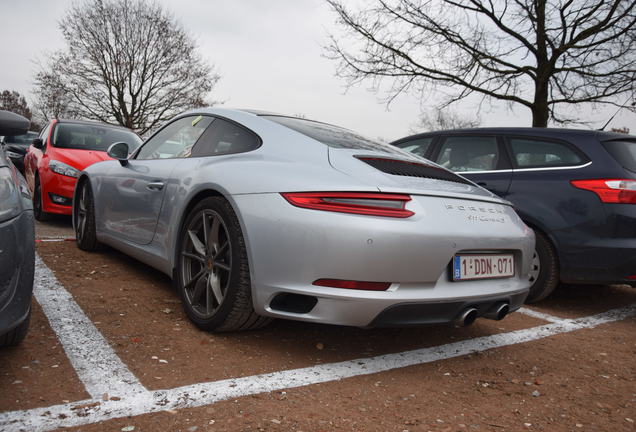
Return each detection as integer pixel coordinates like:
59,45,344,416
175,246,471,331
213,241,229,259
191,274,208,304
209,216,221,254
215,261,230,272
182,251,205,263
209,273,224,305
188,229,206,256
202,212,210,247
79,187,87,211
184,268,206,292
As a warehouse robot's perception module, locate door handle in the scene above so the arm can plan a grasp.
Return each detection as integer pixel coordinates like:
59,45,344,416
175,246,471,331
477,182,488,186
146,181,164,191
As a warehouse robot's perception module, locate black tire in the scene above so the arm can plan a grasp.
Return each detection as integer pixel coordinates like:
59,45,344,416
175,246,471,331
74,179,101,251
0,308,31,347
33,175,51,221
176,197,270,332
525,230,559,303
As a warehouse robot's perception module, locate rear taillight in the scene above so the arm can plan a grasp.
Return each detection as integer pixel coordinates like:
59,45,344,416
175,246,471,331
571,179,636,204
313,278,391,291
281,192,414,218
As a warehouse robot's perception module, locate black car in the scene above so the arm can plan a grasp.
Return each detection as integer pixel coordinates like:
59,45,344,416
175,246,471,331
0,111,35,346
0,130,38,174
392,128,636,302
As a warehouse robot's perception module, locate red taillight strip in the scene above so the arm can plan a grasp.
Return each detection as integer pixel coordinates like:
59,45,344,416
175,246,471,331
313,278,391,291
571,179,636,204
281,192,414,218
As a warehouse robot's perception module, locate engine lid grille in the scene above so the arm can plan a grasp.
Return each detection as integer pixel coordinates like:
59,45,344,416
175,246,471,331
356,156,473,186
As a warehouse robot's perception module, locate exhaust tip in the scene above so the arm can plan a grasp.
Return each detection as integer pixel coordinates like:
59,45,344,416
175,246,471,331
455,308,478,327
484,303,510,321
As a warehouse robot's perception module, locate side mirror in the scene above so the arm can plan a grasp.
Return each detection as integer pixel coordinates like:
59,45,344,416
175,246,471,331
107,142,130,166
0,110,29,136
32,138,44,149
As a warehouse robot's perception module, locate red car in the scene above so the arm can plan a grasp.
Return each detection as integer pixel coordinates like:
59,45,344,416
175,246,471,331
24,119,142,220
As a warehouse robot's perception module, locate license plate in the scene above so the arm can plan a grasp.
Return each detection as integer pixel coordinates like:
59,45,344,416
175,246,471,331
452,254,514,281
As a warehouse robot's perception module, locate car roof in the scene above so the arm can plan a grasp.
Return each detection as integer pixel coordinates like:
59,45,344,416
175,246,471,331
56,118,137,133
392,127,635,144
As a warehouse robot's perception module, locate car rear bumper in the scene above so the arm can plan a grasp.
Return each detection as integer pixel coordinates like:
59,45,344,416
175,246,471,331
0,210,35,336
559,238,636,285
233,193,534,327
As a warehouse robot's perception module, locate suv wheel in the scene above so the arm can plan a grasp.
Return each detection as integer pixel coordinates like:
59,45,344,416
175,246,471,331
526,230,559,303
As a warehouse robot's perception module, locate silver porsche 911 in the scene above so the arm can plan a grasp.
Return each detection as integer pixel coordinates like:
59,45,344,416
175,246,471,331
73,108,534,332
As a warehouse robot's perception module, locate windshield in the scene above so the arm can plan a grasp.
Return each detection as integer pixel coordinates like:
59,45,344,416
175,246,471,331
603,140,636,173
52,123,142,152
4,131,38,145
262,115,405,155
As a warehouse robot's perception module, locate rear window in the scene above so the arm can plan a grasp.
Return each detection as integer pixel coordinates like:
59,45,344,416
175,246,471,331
262,115,403,154
53,123,142,152
394,137,433,157
603,140,636,173
4,131,38,145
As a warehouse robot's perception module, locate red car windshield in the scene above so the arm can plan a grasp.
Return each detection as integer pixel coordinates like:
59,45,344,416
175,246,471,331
52,123,142,152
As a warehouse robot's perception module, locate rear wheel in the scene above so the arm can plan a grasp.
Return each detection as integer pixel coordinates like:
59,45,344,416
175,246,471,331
74,179,101,251
0,309,31,347
176,197,270,332
525,230,559,303
33,176,51,221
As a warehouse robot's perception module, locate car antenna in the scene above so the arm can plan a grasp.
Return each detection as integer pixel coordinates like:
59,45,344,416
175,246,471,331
599,97,635,131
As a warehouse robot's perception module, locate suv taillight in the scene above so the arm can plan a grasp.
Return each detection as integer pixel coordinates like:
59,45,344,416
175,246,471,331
571,179,636,204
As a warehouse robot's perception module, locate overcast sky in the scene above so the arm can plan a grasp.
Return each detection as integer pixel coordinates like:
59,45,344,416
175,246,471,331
1,0,634,140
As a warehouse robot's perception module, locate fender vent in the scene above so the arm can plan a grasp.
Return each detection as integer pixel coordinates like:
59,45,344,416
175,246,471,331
356,156,473,185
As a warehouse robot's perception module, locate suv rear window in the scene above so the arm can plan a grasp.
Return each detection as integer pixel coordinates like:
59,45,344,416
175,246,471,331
262,115,402,154
603,140,636,173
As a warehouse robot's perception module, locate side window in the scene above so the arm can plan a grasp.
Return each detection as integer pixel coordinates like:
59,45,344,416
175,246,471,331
437,136,499,172
191,118,261,157
395,137,433,158
136,115,214,160
510,138,584,168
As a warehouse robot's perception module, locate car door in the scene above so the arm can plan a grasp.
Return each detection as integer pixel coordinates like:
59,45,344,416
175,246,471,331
430,134,512,197
98,115,214,245
504,135,594,231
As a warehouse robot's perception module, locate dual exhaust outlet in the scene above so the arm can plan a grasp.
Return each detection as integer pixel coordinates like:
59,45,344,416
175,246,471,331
454,302,509,327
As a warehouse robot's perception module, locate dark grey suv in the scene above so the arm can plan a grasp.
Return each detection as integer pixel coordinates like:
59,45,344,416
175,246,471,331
392,128,636,302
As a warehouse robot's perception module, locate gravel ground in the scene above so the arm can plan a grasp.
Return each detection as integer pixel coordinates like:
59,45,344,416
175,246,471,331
0,219,634,432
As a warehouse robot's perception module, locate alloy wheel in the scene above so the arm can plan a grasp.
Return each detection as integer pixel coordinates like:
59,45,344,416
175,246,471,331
180,209,232,319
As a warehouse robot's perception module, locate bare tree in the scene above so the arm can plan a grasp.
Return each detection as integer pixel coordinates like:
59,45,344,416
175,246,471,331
413,109,480,132
32,73,76,125
326,0,636,127
33,0,220,134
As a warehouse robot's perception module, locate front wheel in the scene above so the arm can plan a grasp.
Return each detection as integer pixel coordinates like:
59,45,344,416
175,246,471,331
0,308,31,347
74,179,101,251
525,230,559,303
175,197,270,332
33,176,51,221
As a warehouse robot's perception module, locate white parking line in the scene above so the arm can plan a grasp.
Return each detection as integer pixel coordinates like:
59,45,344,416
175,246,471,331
32,255,147,398
2,266,633,432
517,307,565,323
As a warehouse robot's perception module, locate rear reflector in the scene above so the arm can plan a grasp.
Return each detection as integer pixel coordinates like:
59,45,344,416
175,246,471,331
281,192,414,218
627,275,636,280
571,179,636,204
313,278,391,291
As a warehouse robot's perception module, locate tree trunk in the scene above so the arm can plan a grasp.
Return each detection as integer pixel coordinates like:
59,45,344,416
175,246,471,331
532,0,549,128
531,79,550,127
